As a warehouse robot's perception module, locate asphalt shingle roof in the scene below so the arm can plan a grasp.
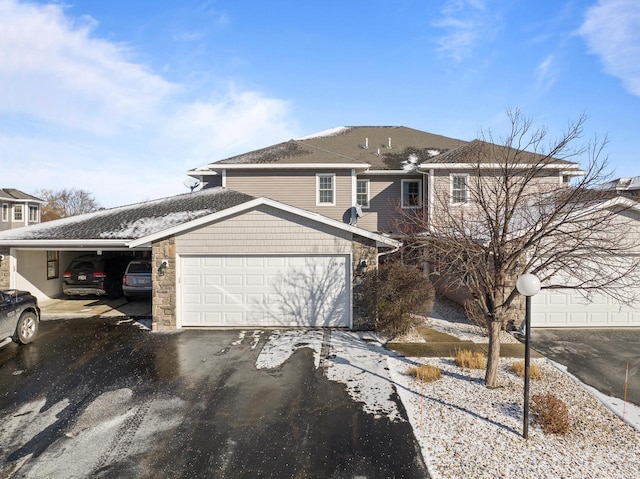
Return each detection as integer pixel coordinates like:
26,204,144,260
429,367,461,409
0,188,253,241
0,188,44,202
195,126,468,171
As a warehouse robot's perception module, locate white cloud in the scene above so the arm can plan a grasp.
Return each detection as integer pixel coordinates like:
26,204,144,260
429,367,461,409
579,0,640,96
434,0,500,62
0,0,297,207
535,54,557,93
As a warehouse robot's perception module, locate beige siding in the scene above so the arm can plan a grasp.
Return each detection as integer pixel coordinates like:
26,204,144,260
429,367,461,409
176,205,352,255
225,170,353,223
14,250,76,300
356,174,422,233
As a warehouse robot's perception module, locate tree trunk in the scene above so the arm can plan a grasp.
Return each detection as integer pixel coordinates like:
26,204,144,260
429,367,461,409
484,320,502,387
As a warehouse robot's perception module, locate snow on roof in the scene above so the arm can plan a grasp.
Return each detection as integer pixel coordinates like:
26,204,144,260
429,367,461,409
0,188,253,242
295,126,351,140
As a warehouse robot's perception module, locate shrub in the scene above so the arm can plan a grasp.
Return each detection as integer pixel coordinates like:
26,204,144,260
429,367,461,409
454,349,486,369
531,394,570,435
407,364,442,382
511,360,542,379
361,261,435,336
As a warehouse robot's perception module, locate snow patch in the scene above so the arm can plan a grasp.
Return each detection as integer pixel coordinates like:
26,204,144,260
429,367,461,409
296,126,351,140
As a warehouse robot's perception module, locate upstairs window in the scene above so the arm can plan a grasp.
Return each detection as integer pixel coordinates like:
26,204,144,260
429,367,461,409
356,179,369,208
316,174,335,205
451,174,469,204
1,204,7,222
13,205,23,221
29,205,39,222
401,179,422,208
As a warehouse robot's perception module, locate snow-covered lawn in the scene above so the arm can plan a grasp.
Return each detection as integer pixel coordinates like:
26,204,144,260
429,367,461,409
255,328,640,479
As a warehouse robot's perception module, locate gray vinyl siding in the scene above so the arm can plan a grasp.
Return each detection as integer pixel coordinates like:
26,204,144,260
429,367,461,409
224,170,353,223
355,174,422,233
176,205,353,255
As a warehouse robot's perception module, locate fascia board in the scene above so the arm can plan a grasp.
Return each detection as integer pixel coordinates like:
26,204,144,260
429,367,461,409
417,163,582,171
0,239,131,248
187,163,371,172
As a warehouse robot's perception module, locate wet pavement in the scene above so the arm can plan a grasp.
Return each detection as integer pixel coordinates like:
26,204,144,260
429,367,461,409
0,319,428,478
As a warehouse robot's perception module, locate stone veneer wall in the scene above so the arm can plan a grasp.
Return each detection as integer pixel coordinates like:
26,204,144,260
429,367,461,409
351,237,379,331
152,237,176,330
0,248,10,290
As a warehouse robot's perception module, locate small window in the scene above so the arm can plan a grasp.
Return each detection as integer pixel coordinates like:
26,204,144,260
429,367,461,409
356,179,369,208
451,174,469,204
29,205,39,222
47,251,59,280
13,205,23,221
1,204,7,222
316,174,335,205
401,179,422,208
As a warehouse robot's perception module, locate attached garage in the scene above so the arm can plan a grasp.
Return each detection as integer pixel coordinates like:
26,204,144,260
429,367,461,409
532,290,640,328
180,254,350,327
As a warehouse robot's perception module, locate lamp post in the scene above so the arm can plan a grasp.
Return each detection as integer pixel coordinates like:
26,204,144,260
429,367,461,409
516,273,541,439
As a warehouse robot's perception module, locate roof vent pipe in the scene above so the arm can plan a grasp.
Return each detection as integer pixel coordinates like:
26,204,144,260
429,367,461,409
388,137,392,149
364,138,369,149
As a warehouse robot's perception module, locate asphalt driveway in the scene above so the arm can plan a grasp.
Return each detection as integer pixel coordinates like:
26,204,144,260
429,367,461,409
531,328,640,408
0,318,428,479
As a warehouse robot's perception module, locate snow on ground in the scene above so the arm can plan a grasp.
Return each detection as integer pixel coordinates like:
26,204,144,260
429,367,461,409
256,323,640,478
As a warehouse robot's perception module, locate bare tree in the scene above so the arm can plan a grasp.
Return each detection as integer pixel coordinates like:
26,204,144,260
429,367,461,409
35,188,101,222
399,109,640,387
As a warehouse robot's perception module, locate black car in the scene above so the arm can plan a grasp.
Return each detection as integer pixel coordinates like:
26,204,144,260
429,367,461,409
62,254,131,299
0,289,40,344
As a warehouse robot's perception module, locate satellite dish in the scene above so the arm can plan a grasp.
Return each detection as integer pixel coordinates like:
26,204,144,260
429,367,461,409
355,204,363,218
183,178,201,193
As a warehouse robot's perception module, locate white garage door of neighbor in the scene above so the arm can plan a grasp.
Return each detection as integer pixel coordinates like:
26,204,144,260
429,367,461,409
532,289,640,328
180,255,350,327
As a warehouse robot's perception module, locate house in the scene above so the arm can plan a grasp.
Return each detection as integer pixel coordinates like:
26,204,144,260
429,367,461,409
0,125,637,330
187,126,583,235
0,188,399,330
0,189,44,232
598,176,640,198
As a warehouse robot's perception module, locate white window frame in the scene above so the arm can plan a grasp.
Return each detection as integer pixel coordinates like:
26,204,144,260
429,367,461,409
29,205,39,222
13,204,23,222
356,179,370,208
316,173,336,206
401,179,422,209
451,173,469,204
1,204,7,222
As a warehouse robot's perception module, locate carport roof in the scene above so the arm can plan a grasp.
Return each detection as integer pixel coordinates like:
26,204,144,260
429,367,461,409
0,188,254,245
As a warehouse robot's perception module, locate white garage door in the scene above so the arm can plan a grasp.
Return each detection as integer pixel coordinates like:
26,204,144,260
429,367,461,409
180,255,350,327
532,289,640,328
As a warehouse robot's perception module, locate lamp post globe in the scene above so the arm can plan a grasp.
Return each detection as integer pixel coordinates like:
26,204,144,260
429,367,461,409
516,273,541,297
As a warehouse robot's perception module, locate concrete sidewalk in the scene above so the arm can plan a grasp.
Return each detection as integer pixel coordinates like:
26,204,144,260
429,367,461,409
39,297,152,320
386,326,542,358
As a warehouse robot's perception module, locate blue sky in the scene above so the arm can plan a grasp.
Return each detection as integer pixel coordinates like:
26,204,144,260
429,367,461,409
1,0,639,207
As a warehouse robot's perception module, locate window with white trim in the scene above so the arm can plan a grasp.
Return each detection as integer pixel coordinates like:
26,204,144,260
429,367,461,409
316,173,335,205
47,251,59,279
1,204,7,222
356,179,369,208
451,174,469,204
13,205,23,221
401,179,422,208
29,205,39,222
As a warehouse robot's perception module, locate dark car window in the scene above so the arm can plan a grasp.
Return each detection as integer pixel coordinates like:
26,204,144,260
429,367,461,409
128,263,151,273
71,261,97,271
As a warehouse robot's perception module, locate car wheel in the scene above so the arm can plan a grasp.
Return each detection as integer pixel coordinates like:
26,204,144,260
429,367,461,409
14,311,38,345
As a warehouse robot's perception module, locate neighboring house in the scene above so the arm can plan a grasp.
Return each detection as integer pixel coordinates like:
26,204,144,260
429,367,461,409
187,126,583,235
598,176,640,198
0,188,399,331
0,189,44,232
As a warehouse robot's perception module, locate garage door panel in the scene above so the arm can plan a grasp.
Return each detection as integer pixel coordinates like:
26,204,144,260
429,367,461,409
532,289,640,328
180,255,349,327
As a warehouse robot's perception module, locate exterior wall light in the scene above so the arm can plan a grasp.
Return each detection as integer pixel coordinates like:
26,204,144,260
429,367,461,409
158,259,169,276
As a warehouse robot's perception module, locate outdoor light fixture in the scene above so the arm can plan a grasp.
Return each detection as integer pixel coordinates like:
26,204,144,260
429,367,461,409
516,273,541,439
158,259,169,276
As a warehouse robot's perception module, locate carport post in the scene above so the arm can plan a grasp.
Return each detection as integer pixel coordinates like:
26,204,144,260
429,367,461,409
516,273,541,439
